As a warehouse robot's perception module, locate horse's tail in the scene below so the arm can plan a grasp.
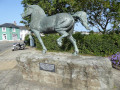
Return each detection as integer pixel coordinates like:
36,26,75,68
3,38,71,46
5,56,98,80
72,11,90,30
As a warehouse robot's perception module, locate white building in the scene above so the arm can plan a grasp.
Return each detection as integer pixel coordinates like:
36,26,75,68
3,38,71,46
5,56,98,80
74,31,89,35
19,26,30,40
80,31,89,35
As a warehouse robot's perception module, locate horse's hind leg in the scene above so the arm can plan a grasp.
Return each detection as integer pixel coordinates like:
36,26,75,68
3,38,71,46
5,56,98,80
32,29,47,53
56,31,69,46
67,35,79,56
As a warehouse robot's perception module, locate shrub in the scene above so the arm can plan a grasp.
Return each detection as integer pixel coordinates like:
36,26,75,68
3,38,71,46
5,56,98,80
61,32,85,53
24,34,30,46
89,30,94,34
83,34,120,56
25,32,120,56
34,34,62,51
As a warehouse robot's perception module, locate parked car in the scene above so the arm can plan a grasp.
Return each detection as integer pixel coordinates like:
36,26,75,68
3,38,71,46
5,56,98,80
12,42,25,51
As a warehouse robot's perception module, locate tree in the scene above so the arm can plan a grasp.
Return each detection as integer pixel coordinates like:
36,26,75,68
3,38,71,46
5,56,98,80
21,0,78,15
81,0,120,34
21,0,120,34
21,0,77,26
110,0,120,32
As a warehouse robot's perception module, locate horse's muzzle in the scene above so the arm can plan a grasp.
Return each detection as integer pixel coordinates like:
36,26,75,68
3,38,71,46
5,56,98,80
82,22,90,30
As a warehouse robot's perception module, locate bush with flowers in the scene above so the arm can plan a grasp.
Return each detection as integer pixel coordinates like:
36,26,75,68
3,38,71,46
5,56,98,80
109,52,120,70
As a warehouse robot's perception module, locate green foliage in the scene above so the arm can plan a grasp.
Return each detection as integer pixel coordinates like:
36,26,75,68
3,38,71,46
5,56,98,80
85,0,120,34
21,0,81,15
86,34,120,56
89,30,94,34
82,34,117,56
21,0,120,34
24,34,30,46
34,34,62,51
24,33,120,56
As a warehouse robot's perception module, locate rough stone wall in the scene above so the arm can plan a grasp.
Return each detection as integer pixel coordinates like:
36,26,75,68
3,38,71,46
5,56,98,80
17,52,113,90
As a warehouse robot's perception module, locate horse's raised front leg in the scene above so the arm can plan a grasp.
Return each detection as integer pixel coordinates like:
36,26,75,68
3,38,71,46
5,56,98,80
32,29,47,54
56,31,69,46
67,35,79,56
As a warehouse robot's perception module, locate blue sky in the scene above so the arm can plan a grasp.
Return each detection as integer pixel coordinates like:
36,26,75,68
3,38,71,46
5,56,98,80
0,0,88,31
0,0,24,26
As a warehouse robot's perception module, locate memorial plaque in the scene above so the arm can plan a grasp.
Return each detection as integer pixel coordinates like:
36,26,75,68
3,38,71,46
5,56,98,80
40,63,55,72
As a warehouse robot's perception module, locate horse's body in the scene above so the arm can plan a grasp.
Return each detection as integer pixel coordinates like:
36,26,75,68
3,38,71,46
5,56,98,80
30,13,74,34
34,13,74,34
22,5,89,55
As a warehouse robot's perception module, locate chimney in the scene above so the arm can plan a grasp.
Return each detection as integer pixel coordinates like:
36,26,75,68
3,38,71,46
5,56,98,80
14,21,17,25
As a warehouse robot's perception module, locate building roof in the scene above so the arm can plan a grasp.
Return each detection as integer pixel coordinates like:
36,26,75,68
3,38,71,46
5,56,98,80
0,23,19,29
0,23,29,30
18,26,29,30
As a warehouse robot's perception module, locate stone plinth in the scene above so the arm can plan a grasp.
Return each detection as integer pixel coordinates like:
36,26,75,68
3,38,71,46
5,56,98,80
16,52,113,90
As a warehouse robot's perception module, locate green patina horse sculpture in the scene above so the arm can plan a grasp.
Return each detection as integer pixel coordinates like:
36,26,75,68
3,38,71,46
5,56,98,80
22,5,89,56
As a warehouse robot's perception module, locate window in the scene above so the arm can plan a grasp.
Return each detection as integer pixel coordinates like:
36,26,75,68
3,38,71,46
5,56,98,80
2,27,6,32
13,28,16,32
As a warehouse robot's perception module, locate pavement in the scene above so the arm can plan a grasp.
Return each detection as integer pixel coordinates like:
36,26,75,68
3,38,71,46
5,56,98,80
0,47,61,90
0,41,21,54
0,47,120,90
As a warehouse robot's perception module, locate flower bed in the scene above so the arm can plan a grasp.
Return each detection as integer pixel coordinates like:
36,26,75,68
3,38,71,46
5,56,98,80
109,52,120,70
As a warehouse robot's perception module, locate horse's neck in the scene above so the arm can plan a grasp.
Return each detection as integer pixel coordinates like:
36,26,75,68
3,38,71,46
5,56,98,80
31,13,45,22
31,9,46,21
30,11,46,29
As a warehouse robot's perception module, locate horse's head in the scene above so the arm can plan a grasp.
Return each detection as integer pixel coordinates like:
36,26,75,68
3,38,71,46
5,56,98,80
21,5,46,19
21,5,33,18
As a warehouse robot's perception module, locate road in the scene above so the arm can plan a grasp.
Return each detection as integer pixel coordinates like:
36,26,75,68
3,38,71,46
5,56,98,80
0,41,18,53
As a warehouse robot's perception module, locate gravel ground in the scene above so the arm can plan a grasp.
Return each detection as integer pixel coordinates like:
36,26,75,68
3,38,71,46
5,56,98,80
112,68,120,90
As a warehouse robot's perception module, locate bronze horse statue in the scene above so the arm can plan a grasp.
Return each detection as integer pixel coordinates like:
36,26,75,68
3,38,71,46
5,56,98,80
22,5,89,55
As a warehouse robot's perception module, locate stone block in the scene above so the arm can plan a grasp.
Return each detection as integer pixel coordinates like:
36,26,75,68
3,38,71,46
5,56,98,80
17,52,114,90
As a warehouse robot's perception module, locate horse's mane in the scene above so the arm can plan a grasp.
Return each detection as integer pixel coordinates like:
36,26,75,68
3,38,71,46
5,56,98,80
29,5,46,16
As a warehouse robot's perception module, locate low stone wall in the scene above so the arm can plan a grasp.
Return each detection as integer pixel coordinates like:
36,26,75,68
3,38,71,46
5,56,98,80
17,52,113,90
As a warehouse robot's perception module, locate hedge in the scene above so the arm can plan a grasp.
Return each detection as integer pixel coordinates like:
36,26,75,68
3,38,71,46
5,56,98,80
25,33,120,56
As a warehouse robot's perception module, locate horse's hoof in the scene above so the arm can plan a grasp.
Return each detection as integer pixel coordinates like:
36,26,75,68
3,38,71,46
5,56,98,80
73,53,77,56
57,42,62,47
42,49,47,54
57,40,62,47
73,51,79,56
